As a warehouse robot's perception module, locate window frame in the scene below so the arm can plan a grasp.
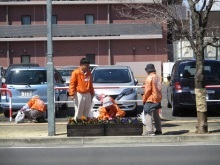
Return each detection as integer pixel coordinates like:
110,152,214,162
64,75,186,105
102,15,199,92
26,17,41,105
21,15,31,25
85,14,94,24
20,55,30,64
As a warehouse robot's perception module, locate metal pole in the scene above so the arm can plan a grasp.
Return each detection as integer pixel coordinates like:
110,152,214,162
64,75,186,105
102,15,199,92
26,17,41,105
47,0,55,136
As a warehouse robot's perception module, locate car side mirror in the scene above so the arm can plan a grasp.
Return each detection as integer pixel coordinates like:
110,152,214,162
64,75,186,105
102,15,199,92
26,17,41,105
62,77,66,83
134,78,138,85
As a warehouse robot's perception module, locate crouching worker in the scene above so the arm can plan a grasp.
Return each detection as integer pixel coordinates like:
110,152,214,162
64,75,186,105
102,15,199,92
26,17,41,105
98,96,125,120
21,95,47,123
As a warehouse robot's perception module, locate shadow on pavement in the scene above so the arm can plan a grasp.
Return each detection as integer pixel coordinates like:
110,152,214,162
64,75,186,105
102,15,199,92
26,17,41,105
162,123,180,128
163,130,190,135
209,129,220,133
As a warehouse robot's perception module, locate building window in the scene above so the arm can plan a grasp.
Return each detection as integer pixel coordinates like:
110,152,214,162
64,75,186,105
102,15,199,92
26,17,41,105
86,54,95,64
21,55,30,63
85,14,94,24
52,15,57,24
21,16,31,25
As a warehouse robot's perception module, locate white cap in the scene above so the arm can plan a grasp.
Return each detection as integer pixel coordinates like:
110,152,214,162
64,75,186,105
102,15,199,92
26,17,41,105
32,95,40,99
103,96,113,107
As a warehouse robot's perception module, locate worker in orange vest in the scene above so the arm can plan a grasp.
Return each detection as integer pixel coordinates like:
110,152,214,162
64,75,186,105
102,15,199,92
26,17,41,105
98,96,125,120
21,95,47,123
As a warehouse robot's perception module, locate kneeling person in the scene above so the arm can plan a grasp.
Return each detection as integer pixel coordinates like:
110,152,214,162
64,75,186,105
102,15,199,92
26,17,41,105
98,96,125,120
21,95,47,123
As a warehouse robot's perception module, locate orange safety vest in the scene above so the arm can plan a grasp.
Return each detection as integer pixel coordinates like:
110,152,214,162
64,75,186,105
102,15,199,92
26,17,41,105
27,97,46,112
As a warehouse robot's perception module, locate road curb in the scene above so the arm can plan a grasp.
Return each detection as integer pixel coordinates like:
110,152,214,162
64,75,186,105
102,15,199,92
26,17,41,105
1,134,220,146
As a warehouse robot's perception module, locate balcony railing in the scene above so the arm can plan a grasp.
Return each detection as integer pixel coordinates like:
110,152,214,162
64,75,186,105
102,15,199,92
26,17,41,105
0,23,162,38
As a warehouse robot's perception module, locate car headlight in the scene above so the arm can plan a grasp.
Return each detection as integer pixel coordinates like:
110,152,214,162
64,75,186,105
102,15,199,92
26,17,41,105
116,88,135,100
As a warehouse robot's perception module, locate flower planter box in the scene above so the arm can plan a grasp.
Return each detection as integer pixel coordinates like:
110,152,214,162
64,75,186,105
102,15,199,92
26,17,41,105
67,123,143,137
104,123,143,136
67,124,105,137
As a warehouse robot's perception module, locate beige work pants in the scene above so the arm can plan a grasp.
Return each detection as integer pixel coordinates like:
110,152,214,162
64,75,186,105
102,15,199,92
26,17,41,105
145,109,161,133
74,92,92,118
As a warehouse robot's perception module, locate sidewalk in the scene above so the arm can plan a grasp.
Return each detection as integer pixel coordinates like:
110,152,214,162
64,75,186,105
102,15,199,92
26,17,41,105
0,119,220,146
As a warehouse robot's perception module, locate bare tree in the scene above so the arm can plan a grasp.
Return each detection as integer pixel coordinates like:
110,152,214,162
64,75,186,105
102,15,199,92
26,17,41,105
115,0,220,133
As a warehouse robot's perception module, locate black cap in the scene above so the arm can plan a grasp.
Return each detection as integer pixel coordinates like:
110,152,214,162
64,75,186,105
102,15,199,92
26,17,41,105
145,64,156,72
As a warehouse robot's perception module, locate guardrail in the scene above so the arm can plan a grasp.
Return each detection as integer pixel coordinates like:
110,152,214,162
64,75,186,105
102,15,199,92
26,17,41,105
0,88,12,121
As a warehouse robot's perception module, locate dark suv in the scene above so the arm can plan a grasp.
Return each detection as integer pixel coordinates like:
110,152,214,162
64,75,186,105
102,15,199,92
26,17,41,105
167,59,220,116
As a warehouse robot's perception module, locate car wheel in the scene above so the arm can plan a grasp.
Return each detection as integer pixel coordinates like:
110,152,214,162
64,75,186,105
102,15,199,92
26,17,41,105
172,107,179,116
130,109,138,117
167,101,172,108
3,110,9,117
171,98,180,116
125,105,138,117
55,104,59,118
61,103,68,110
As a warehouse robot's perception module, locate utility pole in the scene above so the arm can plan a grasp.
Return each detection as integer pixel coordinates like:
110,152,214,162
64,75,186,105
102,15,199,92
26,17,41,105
46,0,55,136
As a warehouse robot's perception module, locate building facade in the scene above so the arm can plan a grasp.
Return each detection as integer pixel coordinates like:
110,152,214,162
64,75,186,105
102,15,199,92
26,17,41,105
0,0,168,67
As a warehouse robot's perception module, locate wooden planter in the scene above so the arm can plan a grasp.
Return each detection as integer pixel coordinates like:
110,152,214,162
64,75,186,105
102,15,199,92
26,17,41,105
104,123,143,136
67,123,143,136
67,124,105,137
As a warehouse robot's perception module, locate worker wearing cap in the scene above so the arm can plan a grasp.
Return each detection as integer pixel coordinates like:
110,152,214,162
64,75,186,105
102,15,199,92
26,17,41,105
98,96,125,120
20,95,47,123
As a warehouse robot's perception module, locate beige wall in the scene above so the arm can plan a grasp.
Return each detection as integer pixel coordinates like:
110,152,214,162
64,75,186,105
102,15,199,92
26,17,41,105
116,61,162,84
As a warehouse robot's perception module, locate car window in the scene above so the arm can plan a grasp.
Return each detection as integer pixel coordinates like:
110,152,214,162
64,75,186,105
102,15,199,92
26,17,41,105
170,63,176,79
179,61,220,80
58,70,73,76
92,69,132,83
54,70,65,84
6,70,47,85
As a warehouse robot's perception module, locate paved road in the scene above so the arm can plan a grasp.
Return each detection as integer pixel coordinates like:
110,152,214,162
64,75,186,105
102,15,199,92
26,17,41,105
1,144,220,165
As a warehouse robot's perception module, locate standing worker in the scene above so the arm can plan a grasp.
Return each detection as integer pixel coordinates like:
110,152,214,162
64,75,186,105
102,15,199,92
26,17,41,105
69,58,95,118
142,64,162,136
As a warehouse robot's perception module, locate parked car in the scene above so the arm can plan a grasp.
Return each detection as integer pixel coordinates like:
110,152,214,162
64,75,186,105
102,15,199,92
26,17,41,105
89,64,98,71
1,66,68,117
167,59,220,116
56,66,78,87
92,65,138,116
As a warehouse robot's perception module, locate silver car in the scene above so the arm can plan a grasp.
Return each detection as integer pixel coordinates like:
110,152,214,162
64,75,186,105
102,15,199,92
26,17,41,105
1,67,68,117
92,66,138,115
56,66,78,86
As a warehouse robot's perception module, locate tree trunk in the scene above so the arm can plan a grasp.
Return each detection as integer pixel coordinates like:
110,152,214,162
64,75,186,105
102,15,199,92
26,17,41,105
196,111,208,134
195,88,208,133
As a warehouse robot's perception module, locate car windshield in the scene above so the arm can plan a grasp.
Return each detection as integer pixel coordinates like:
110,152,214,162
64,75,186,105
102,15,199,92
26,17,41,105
57,70,73,76
6,70,47,85
92,69,132,83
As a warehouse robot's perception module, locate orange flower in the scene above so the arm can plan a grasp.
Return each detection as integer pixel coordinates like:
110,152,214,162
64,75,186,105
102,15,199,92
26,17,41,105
81,116,86,121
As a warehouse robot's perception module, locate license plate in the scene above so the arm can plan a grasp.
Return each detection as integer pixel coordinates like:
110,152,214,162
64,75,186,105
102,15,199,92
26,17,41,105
21,91,33,97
